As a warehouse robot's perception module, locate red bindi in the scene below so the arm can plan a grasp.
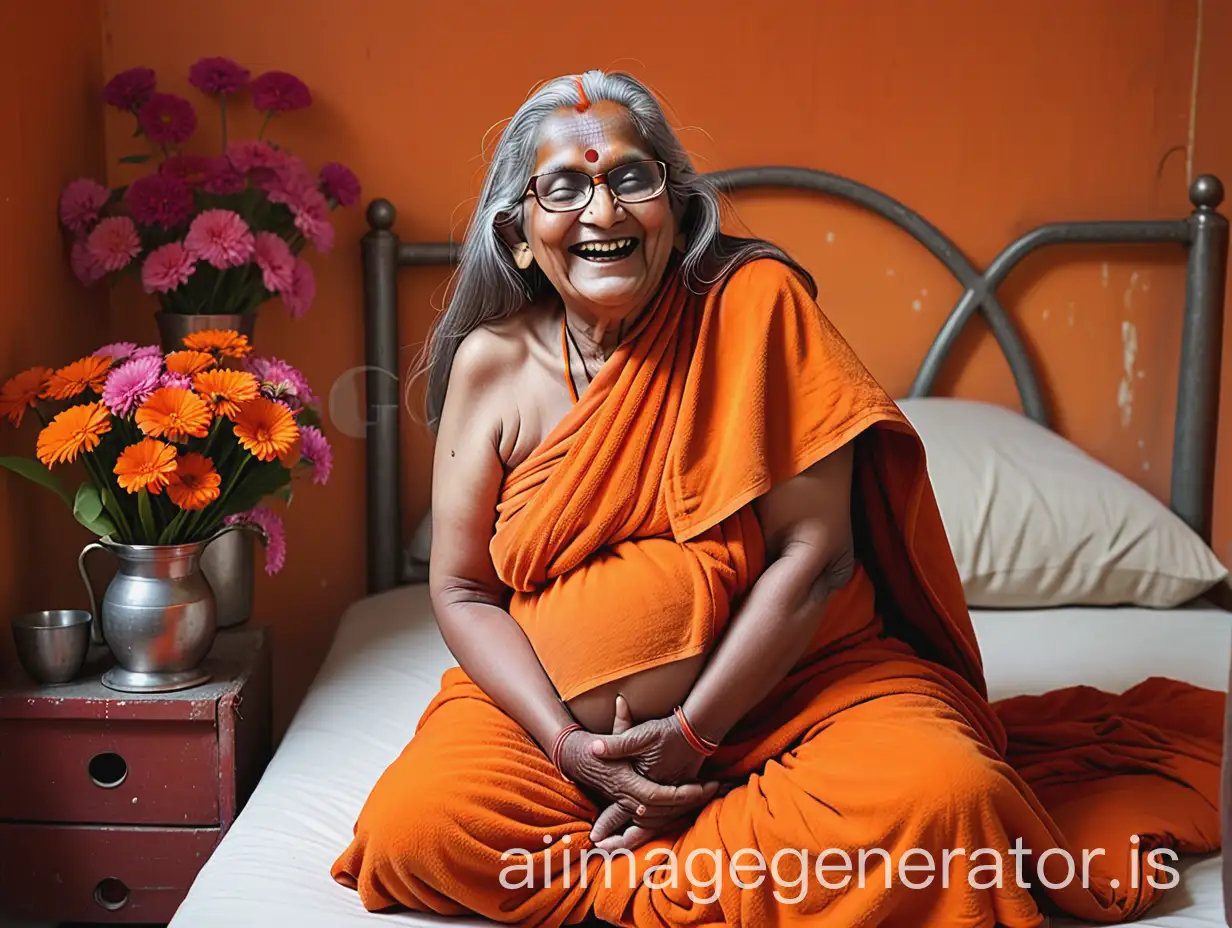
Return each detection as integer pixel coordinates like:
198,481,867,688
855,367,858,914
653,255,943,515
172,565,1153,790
585,148,599,163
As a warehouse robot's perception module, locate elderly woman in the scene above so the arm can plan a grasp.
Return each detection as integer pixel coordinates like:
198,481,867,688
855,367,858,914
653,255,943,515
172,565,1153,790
333,71,1220,927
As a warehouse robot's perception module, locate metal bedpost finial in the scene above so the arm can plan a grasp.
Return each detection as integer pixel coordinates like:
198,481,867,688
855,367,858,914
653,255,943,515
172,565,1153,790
367,198,396,231
1189,174,1224,211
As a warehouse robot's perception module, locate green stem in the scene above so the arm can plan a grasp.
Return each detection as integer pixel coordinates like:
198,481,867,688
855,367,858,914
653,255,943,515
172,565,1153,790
158,506,191,546
220,95,228,149
197,454,251,536
205,266,227,314
257,110,273,141
137,488,157,543
81,454,132,542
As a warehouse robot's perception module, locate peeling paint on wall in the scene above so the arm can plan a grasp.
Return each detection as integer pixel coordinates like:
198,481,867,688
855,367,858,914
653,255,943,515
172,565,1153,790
1101,263,1110,289
1117,320,1139,427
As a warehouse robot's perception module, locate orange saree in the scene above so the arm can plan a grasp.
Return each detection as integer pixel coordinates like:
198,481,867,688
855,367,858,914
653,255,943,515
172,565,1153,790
331,257,1222,927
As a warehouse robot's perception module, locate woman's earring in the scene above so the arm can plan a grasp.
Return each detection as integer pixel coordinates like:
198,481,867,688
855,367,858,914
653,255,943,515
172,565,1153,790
511,242,534,269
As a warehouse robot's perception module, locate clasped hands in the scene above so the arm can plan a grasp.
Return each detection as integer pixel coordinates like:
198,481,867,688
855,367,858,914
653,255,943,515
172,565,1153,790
556,695,721,852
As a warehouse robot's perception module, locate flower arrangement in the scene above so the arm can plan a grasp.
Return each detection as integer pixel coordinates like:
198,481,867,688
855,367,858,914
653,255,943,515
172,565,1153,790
59,58,361,321
0,332,333,574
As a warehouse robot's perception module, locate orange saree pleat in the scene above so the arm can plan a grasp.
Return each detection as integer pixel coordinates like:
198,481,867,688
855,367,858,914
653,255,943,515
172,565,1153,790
332,257,1222,927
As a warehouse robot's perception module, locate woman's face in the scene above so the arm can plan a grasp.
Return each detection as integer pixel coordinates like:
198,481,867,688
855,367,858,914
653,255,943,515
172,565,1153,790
523,102,676,323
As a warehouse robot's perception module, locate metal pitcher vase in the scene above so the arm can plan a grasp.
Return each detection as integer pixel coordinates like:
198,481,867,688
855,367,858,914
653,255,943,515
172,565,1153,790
77,525,251,693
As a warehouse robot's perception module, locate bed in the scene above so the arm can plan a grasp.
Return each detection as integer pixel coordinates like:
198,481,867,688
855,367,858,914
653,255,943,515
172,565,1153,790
170,169,1231,927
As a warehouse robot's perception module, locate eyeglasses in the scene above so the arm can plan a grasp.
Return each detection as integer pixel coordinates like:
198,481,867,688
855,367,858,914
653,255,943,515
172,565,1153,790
525,159,668,213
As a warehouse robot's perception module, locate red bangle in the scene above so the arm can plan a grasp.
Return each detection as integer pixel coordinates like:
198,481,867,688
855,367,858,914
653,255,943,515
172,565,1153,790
674,706,719,756
550,723,582,781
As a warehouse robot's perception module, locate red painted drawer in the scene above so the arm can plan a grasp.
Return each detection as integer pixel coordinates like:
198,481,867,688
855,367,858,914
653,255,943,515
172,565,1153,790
0,822,219,923
0,718,219,825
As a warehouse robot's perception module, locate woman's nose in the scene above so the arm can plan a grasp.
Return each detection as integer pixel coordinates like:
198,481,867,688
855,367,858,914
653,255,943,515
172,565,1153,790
581,184,622,226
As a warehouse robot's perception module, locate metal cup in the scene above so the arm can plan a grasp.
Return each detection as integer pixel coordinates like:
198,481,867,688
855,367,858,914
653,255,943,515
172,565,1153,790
11,610,93,685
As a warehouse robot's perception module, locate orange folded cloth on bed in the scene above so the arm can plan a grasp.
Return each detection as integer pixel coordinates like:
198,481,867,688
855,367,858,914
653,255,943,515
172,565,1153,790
332,257,1222,927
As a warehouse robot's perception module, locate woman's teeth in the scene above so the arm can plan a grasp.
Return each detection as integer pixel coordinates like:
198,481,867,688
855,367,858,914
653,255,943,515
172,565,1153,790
571,238,638,261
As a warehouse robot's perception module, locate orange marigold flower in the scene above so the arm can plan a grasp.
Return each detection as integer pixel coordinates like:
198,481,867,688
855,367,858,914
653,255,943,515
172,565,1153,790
36,401,112,466
232,397,299,462
42,356,112,400
193,369,259,419
164,350,216,377
114,438,178,495
181,328,252,358
0,366,51,426
135,387,212,442
167,452,222,511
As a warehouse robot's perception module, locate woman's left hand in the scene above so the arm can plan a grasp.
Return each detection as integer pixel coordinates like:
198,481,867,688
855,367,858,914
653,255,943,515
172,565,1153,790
587,696,713,851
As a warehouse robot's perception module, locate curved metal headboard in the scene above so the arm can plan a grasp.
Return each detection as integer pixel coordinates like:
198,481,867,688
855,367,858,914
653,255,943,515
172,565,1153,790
361,170,1227,593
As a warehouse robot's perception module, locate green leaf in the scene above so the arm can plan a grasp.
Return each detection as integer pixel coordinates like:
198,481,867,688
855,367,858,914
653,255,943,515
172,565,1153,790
119,153,151,164
273,483,293,504
218,463,291,519
137,488,157,543
71,483,115,536
0,457,73,508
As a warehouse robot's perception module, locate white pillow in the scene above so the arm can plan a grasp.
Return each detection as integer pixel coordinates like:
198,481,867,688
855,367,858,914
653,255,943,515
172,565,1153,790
895,397,1228,608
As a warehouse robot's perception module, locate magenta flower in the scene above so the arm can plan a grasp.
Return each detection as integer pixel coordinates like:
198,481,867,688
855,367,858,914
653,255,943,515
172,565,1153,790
92,342,138,361
102,356,161,417
103,67,156,112
188,57,250,95
138,93,197,145
244,355,317,407
160,371,193,390
59,178,112,235
125,173,193,230
320,163,361,207
253,232,295,293
262,154,316,207
184,209,254,269
70,239,106,286
299,426,333,485
130,345,163,361
292,190,334,253
142,241,196,294
227,140,285,174
86,216,141,272
225,506,286,575
161,153,213,187
203,156,246,195
251,71,311,112
281,259,315,319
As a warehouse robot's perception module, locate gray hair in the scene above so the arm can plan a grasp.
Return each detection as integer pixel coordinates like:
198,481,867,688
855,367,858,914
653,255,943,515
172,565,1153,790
416,69,813,431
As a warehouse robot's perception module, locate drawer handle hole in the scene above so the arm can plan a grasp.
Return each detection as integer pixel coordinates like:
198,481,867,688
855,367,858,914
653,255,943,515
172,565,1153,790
94,877,129,911
88,752,128,789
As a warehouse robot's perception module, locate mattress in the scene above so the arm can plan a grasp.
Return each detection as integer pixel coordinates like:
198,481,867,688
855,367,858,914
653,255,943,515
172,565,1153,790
169,584,1231,927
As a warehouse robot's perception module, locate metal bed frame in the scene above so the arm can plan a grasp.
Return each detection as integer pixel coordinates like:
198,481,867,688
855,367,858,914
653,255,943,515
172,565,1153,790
359,169,1228,596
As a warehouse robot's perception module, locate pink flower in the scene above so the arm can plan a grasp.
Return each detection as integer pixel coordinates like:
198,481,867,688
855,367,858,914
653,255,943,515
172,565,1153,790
92,342,138,361
225,506,286,575
299,426,333,485
250,71,311,112
253,232,295,293
86,216,142,272
103,67,156,111
70,239,106,286
59,178,112,235
292,190,334,253
188,57,250,95
184,209,254,269
161,153,213,187
244,356,316,407
203,156,246,195
281,259,315,319
227,140,285,174
138,93,197,145
125,173,193,230
131,345,163,361
102,356,161,417
319,163,361,207
160,371,193,390
142,241,196,293
262,154,316,207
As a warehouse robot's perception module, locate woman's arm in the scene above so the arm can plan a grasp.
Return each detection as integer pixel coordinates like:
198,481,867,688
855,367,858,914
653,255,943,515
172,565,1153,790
429,331,575,752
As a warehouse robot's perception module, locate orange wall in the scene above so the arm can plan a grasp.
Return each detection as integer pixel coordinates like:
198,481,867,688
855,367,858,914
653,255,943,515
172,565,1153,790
0,5,111,664
61,0,1232,734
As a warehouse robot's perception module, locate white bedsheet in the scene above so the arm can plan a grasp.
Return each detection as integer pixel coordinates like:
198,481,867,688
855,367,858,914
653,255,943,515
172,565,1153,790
170,585,1230,927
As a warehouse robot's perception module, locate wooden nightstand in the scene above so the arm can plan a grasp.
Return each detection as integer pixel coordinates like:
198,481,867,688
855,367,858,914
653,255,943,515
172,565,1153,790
0,627,272,924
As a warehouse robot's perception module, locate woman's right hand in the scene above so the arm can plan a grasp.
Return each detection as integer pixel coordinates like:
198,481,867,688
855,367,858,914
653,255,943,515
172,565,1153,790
557,724,720,850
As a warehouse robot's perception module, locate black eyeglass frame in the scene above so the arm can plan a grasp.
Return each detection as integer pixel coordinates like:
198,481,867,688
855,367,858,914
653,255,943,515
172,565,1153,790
523,159,669,213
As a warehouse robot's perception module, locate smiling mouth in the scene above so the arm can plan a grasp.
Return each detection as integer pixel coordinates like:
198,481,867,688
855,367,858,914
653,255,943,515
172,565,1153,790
568,237,639,262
